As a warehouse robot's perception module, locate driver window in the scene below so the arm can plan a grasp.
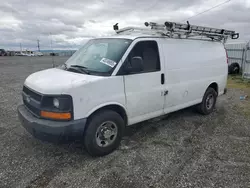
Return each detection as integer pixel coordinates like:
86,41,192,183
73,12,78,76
119,40,160,75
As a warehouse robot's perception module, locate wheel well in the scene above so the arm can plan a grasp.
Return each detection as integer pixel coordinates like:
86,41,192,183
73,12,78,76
231,62,240,67
229,62,240,71
208,82,218,94
88,105,128,125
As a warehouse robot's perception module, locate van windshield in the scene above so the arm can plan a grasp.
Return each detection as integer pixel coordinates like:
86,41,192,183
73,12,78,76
64,38,132,76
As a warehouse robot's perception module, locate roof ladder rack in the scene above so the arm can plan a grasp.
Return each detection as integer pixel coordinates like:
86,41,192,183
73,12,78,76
113,21,239,42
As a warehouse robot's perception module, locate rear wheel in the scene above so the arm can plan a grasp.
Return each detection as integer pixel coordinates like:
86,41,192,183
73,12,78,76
229,63,240,74
84,110,124,156
197,87,217,115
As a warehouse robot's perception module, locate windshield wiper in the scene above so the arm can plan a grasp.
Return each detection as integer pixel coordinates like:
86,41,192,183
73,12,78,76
68,65,90,74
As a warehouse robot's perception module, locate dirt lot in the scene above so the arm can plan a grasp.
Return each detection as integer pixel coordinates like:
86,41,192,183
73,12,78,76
1,56,250,188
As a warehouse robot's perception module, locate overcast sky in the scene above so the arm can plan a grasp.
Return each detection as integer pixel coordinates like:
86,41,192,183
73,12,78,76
0,0,250,50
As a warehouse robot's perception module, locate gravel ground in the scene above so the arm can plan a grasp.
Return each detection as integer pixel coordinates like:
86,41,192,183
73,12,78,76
1,56,250,188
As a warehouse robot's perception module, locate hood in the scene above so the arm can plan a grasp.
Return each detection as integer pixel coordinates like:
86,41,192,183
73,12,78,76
24,68,102,94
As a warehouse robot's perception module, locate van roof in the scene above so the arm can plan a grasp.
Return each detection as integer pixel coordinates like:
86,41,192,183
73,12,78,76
99,34,226,42
100,34,163,40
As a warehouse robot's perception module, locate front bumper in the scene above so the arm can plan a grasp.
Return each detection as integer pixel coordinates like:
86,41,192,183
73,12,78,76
17,104,87,142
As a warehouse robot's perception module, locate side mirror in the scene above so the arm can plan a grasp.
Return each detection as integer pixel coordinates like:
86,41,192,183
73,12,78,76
125,56,143,73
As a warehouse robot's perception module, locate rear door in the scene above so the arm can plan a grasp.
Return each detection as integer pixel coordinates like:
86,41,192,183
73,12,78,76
117,39,165,125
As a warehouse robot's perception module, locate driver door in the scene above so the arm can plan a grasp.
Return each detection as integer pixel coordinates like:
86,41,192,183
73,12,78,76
118,39,165,125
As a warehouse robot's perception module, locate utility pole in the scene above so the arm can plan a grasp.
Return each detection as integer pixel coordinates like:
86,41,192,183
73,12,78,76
20,43,22,53
49,33,55,68
37,39,40,52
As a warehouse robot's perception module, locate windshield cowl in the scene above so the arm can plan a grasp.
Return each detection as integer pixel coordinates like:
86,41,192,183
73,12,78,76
59,64,110,76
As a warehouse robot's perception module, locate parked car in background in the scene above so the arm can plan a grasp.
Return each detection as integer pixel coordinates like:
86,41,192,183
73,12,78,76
0,49,7,56
50,52,59,56
34,52,44,56
15,52,23,56
15,52,28,56
27,53,35,57
6,51,15,56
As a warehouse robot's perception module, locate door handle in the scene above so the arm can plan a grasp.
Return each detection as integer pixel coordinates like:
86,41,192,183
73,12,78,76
161,73,165,85
161,90,168,96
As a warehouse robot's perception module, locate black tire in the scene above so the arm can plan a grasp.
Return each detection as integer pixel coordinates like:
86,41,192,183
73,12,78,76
228,63,240,74
197,87,217,115
84,110,124,156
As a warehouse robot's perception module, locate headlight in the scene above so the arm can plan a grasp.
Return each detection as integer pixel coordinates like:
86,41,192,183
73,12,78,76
53,98,60,108
41,95,73,120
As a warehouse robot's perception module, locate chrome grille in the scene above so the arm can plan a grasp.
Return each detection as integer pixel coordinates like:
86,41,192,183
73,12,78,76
22,86,42,117
23,86,42,102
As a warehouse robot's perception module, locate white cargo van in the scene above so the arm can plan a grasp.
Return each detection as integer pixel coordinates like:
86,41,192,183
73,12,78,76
18,21,238,156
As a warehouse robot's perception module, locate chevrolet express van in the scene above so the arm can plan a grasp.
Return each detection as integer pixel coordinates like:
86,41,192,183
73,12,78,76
18,22,236,156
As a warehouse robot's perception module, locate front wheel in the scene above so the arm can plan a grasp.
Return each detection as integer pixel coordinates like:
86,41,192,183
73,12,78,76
84,110,124,156
197,87,217,115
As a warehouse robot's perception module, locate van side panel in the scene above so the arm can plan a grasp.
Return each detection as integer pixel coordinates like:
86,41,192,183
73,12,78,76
161,39,227,110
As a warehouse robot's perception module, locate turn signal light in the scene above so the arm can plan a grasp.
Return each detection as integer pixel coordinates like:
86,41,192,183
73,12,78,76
41,111,71,120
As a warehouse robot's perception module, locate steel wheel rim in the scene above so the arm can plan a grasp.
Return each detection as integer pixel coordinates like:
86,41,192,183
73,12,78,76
206,94,214,110
233,67,239,73
96,121,118,147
